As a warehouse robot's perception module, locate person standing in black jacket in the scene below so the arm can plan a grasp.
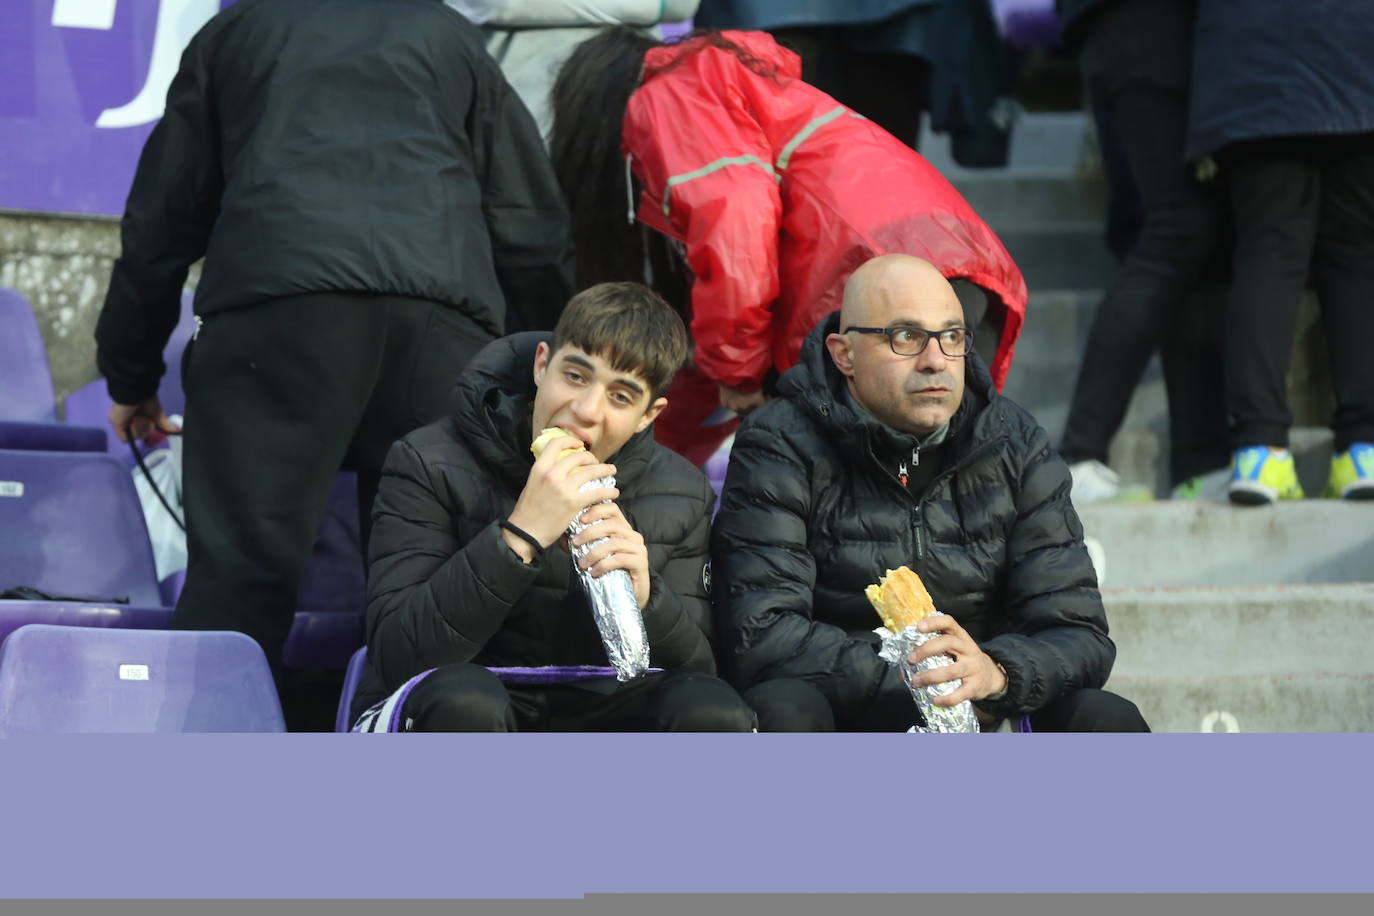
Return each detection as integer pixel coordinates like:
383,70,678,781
350,283,754,731
93,0,574,675
712,254,1148,732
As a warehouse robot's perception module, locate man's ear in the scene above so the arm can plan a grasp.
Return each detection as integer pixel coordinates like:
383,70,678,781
532,341,551,385
825,333,856,378
635,396,669,433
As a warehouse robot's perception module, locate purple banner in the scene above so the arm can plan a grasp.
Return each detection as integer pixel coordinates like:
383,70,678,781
0,733,1371,897
1,0,231,217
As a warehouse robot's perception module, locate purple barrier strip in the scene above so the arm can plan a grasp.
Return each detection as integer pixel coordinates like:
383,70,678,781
0,734,1369,898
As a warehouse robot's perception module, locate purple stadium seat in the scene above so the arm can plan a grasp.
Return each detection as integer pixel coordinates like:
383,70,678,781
335,645,370,731
0,449,162,606
0,624,285,734
0,287,56,421
0,419,106,452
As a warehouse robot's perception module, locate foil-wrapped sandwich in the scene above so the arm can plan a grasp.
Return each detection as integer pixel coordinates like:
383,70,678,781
531,426,650,682
866,566,979,733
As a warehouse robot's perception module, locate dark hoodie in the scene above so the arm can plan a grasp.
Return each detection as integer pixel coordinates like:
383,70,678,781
352,333,718,719
711,312,1113,721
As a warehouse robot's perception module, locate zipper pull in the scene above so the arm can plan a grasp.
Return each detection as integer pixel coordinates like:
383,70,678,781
624,153,637,225
911,446,920,467
897,460,908,488
192,314,204,341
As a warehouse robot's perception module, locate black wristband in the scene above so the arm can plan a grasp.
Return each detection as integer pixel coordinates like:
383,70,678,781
499,519,544,557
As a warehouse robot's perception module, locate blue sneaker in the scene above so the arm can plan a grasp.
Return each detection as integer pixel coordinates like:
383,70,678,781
1228,446,1304,505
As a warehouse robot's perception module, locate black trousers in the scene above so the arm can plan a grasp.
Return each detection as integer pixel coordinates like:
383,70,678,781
1059,80,1231,485
172,292,493,671
744,678,1150,733
767,27,930,150
401,664,758,732
1220,135,1374,452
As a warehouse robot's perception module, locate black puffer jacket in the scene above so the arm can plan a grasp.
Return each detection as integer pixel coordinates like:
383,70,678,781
353,333,717,718
711,313,1114,720
97,0,573,405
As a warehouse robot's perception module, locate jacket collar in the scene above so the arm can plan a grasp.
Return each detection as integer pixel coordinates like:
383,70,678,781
447,332,658,494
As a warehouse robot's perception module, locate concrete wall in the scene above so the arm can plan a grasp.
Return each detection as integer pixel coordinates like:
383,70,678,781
0,210,198,413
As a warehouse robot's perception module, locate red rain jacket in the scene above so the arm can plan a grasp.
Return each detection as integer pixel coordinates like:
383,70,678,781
624,31,1027,394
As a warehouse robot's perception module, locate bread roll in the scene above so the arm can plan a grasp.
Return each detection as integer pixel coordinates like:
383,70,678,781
531,426,584,461
864,566,937,632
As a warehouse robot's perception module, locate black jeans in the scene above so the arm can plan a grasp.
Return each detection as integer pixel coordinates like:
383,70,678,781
1220,135,1374,452
401,664,757,732
173,292,492,672
1059,81,1231,485
744,678,1150,733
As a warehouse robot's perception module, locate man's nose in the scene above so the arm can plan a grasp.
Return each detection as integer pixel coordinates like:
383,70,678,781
568,387,603,424
914,339,949,371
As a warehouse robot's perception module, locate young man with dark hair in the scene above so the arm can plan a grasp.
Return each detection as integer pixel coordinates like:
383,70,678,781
350,282,754,732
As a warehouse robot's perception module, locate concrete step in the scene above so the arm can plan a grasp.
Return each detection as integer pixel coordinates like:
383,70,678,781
1080,501,1371,588
994,223,1117,291
1102,583,1374,732
921,110,1096,175
949,170,1107,226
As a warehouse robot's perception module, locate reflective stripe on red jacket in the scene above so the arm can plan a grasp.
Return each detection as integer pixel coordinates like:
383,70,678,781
623,30,1026,392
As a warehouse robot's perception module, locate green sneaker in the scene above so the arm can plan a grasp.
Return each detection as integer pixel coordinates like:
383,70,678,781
1228,446,1304,506
1324,442,1374,499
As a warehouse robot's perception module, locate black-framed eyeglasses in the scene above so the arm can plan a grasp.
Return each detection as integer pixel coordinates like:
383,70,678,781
843,325,973,358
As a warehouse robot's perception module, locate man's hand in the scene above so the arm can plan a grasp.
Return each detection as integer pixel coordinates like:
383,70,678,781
906,614,1008,706
718,383,767,415
109,397,179,444
571,501,651,607
504,435,618,560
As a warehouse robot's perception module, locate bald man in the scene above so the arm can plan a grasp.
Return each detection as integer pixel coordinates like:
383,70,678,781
711,255,1148,732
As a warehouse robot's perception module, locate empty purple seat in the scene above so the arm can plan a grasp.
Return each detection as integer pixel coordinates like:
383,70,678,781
0,287,56,421
992,0,1062,48
0,603,172,648
0,624,285,734
0,449,162,606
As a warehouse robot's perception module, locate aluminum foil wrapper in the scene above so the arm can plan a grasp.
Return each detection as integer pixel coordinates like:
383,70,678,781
876,613,979,733
568,475,650,681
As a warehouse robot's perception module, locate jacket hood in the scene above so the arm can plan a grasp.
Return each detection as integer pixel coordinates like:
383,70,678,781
447,332,659,493
641,29,803,85
776,310,1000,451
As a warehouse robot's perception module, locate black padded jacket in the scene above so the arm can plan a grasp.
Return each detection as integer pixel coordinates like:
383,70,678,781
352,333,717,718
711,312,1115,721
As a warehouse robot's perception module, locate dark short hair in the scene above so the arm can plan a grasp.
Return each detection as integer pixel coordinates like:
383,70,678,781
552,282,689,399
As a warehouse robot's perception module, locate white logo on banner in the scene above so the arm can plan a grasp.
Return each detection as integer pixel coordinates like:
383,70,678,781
0,481,24,498
51,0,221,129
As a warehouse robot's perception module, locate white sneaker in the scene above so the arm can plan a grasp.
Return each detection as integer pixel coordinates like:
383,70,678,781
1083,535,1107,587
1070,460,1122,504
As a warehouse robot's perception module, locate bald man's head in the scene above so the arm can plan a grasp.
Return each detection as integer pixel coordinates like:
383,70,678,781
826,254,968,436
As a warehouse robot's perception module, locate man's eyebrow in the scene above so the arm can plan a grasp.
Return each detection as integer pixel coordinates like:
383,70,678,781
561,353,646,397
887,316,965,330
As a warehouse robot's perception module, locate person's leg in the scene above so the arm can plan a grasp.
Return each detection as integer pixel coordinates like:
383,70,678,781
400,663,518,732
1030,688,1150,732
348,297,495,554
175,294,384,671
1221,139,1322,453
1160,283,1231,488
1312,135,1374,457
743,679,836,732
1060,84,1221,472
540,670,755,732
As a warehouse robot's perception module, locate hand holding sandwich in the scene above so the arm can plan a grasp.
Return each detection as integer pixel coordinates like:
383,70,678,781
907,614,1008,707
504,432,618,561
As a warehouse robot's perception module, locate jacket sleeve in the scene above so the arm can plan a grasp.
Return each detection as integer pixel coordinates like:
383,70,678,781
471,68,575,333
977,424,1117,716
710,420,891,713
625,72,782,391
637,478,718,675
364,439,543,691
95,32,221,405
